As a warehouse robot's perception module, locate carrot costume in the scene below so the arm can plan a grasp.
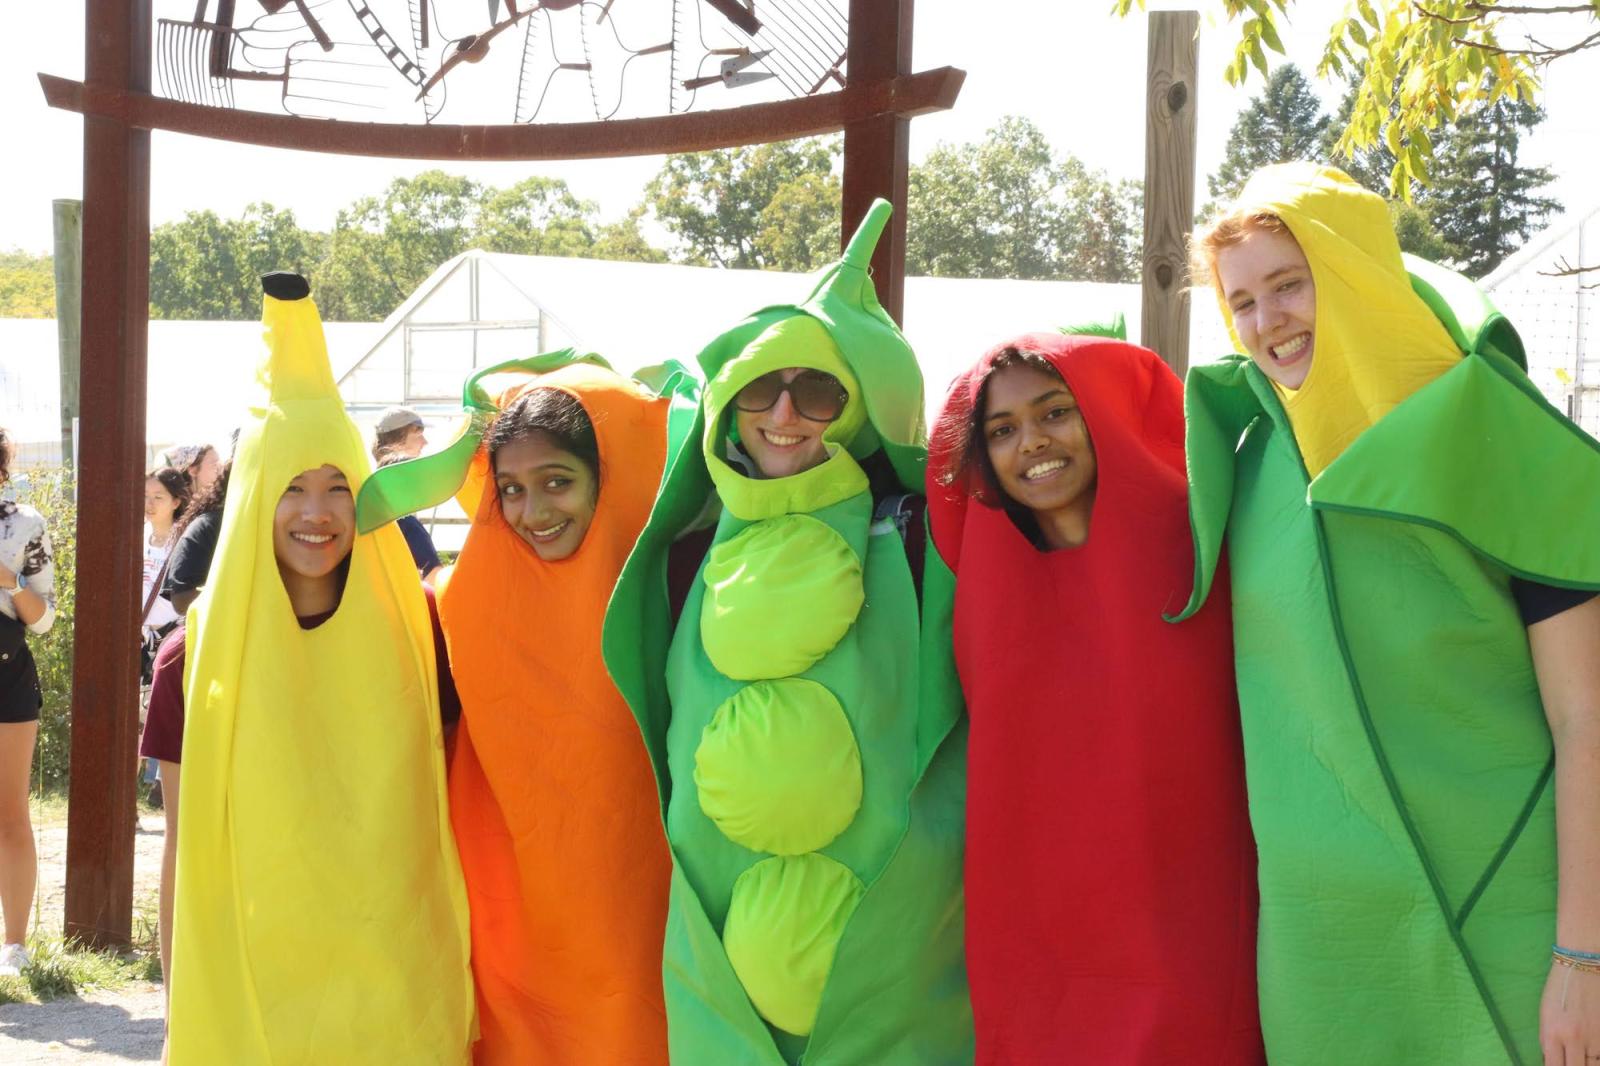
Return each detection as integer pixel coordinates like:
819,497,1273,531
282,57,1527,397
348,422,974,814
358,354,683,1065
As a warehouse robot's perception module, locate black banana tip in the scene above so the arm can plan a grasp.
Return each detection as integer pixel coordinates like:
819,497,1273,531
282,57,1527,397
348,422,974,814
261,272,310,300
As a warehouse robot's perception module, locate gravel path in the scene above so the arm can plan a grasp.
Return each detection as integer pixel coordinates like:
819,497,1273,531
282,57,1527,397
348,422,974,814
0,806,168,1063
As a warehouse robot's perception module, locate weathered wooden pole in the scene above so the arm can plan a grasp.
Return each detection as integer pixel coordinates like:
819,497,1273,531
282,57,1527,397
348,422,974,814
1140,10,1200,375
64,0,151,949
842,0,913,325
51,199,82,469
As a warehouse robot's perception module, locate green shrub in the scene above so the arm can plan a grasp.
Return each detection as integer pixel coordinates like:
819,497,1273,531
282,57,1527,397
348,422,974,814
14,468,77,791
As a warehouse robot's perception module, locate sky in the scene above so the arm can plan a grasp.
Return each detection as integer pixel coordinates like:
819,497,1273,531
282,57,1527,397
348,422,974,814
1,0,1596,255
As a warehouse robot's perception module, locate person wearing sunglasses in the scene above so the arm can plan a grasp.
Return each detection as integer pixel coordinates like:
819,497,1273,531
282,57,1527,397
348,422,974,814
730,367,850,480
601,202,972,1065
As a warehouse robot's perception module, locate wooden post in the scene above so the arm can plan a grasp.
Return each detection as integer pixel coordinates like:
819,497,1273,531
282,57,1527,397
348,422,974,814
64,0,152,949
52,199,82,469
842,0,913,325
1140,10,1199,375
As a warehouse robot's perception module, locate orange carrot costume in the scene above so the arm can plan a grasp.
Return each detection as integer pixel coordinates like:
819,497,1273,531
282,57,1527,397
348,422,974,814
436,361,673,1065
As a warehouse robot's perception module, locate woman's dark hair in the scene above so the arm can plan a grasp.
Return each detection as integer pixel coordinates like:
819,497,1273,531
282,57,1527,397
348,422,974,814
146,466,193,523
934,346,1063,507
0,427,10,485
168,458,234,546
485,388,601,485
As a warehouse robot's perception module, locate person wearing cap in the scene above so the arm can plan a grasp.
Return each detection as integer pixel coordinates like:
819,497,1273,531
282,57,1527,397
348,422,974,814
373,406,442,583
1181,163,1600,1063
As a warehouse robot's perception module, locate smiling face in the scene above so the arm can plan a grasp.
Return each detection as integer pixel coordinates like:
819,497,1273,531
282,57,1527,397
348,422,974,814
144,477,178,525
733,367,843,480
272,465,355,612
1216,224,1318,389
982,361,1097,548
493,433,598,562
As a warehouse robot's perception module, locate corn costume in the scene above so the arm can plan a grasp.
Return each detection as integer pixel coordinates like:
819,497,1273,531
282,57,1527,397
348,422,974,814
1177,164,1600,1063
169,275,474,1064
603,201,973,1064
361,354,679,1064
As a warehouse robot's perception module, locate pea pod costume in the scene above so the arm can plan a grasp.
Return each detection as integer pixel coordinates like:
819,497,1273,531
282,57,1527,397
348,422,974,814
171,275,474,1065
603,200,973,1065
1176,164,1600,1063
928,333,1262,1064
361,354,677,1065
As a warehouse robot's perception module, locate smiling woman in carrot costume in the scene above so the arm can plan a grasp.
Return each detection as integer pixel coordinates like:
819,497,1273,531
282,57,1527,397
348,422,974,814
358,353,685,1065
163,273,473,1065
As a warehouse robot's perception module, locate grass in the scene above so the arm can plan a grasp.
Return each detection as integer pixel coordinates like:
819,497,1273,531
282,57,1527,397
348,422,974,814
0,933,155,1006
0,784,167,1005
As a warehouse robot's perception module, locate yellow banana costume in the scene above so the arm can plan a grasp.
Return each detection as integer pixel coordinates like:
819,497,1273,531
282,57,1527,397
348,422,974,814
169,274,474,1064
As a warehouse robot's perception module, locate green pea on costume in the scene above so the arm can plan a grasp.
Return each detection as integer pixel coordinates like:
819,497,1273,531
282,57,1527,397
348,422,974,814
1175,165,1600,1063
602,200,972,1065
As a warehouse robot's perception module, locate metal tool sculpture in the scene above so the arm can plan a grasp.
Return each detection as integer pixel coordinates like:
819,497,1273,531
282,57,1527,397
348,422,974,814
152,0,850,125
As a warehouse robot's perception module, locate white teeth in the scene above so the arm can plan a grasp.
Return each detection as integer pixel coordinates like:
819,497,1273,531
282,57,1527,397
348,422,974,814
1024,459,1066,480
762,431,805,446
291,532,333,544
1271,333,1309,360
531,521,569,537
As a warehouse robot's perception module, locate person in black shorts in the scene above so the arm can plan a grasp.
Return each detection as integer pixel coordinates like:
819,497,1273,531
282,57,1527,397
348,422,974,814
0,427,56,977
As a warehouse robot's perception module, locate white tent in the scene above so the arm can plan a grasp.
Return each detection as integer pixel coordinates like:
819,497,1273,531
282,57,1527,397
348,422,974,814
1482,203,1600,437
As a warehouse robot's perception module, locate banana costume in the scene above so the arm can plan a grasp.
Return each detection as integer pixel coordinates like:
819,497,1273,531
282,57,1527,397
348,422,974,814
603,201,973,1065
170,274,474,1065
1177,165,1600,1063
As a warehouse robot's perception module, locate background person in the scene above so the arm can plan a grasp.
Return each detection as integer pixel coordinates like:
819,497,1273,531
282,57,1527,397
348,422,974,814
372,406,442,583
0,427,56,978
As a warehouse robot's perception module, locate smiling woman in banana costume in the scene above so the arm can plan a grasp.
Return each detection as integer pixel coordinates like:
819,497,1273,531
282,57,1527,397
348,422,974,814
1182,163,1600,1064
149,273,474,1065
602,200,972,1065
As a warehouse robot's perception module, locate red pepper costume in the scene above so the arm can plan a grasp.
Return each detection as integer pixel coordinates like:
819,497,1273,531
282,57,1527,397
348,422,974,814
927,332,1263,1064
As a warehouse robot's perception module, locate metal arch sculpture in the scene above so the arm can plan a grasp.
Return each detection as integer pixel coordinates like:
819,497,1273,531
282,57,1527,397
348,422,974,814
44,1,961,158
45,0,959,950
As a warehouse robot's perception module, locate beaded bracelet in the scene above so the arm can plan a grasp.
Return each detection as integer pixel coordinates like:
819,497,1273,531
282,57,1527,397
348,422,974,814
1553,946,1600,974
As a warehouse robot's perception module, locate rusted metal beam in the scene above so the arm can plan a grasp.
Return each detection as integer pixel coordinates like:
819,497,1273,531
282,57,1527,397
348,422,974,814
1140,10,1199,375
842,0,914,325
64,0,151,949
38,66,964,161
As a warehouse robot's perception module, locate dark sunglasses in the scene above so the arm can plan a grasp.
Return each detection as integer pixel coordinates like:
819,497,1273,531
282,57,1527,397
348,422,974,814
732,370,849,422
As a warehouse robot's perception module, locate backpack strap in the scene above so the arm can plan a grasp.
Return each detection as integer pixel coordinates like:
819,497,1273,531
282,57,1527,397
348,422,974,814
873,493,928,604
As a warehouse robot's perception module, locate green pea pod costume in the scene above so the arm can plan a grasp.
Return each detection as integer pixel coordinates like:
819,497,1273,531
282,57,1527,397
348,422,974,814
602,200,972,1066
1174,254,1600,1063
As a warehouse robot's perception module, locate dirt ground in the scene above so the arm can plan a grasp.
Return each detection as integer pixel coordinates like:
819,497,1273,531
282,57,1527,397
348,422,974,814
0,806,167,1064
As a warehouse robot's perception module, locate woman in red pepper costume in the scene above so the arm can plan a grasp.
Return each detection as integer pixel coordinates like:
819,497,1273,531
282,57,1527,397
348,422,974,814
928,331,1262,1064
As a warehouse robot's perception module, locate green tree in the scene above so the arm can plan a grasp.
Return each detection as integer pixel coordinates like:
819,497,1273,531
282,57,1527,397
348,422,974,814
1116,0,1593,194
474,176,597,257
643,137,839,268
754,171,842,272
907,117,1141,283
149,210,251,319
0,250,55,318
317,171,482,320
1209,64,1332,204
589,208,669,264
1426,91,1561,277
